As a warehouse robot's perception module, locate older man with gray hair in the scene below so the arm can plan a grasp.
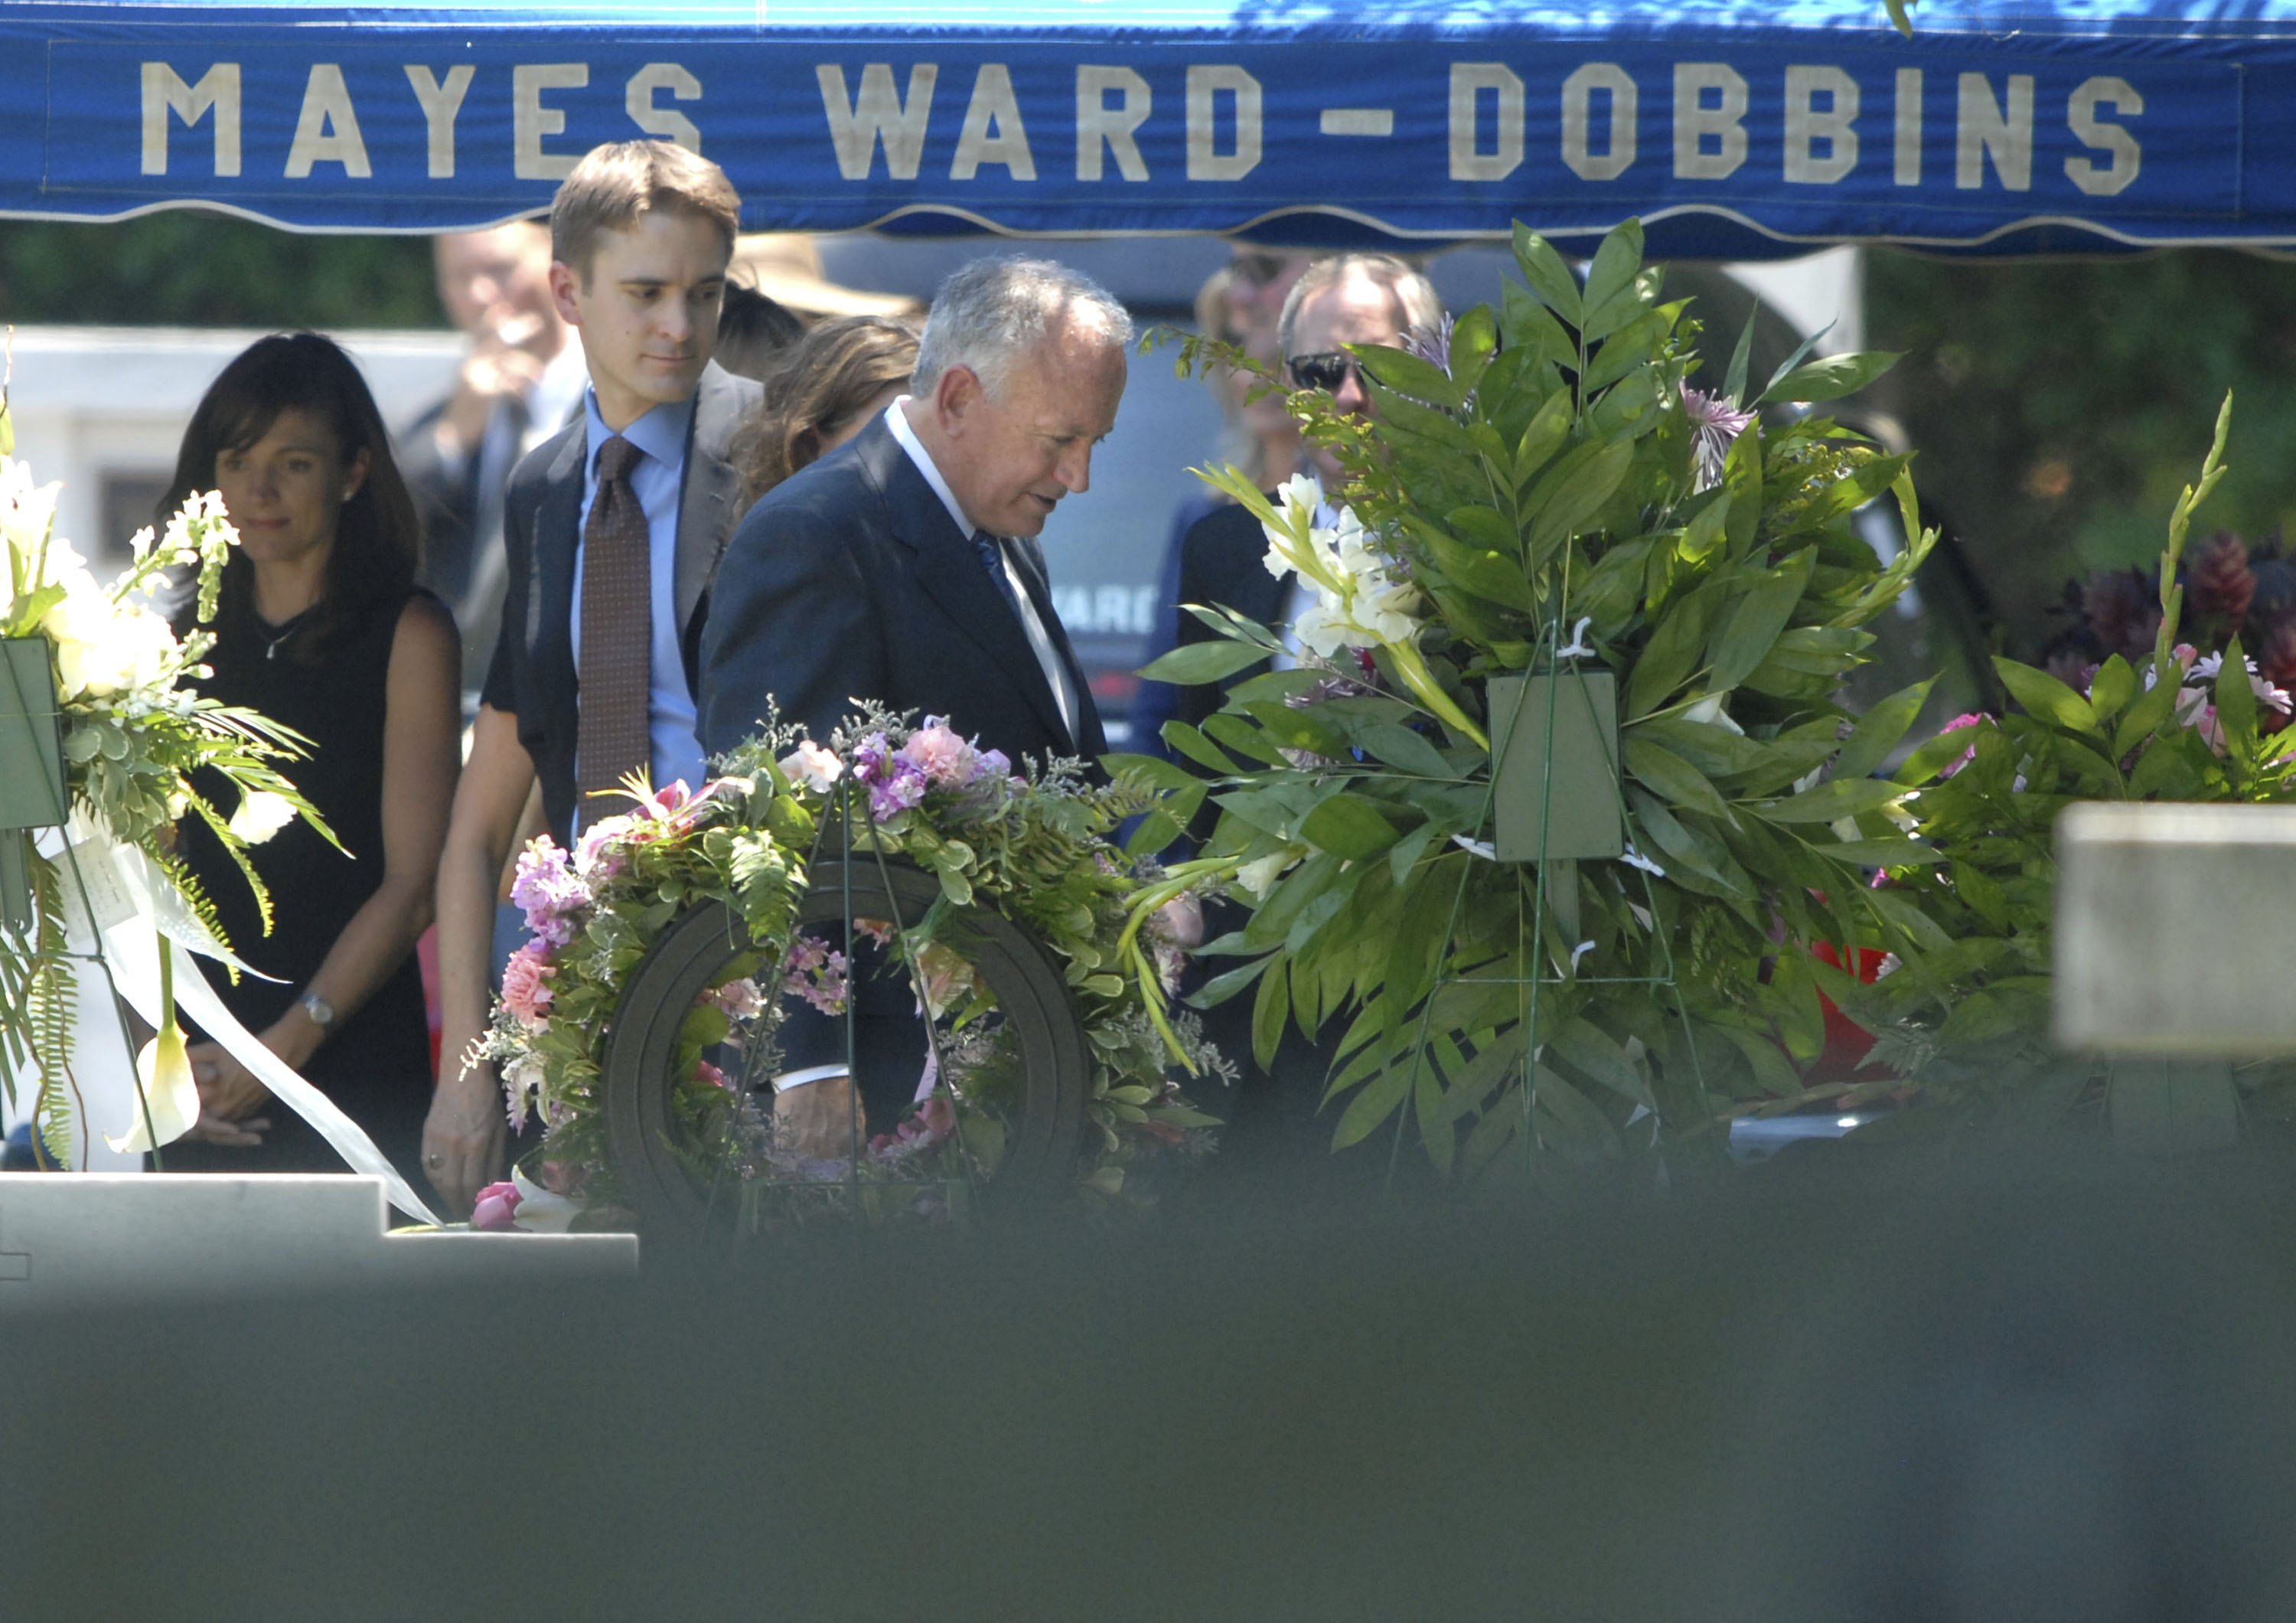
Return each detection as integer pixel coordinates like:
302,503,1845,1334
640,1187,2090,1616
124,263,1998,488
700,253,1128,763
699,256,1130,1136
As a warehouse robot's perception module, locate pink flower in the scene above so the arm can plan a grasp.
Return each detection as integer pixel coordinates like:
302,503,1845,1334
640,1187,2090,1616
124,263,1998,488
500,944,556,1027
1936,711,1991,779
471,1181,523,1231
703,978,764,1020
573,814,634,880
897,717,980,789
778,740,843,794
694,1059,732,1090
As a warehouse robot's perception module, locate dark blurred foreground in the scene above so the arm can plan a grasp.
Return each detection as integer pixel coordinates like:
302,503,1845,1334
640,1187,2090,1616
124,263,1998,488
9,1141,2296,1621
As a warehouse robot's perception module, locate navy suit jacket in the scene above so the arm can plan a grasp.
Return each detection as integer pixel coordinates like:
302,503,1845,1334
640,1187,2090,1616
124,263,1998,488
699,412,1105,768
482,361,762,844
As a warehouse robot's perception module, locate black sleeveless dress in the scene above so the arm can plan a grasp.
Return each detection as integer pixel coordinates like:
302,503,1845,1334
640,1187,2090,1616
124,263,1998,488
165,588,445,1178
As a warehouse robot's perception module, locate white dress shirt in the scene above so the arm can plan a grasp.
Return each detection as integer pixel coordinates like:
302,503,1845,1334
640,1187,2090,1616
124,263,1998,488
884,397,1079,744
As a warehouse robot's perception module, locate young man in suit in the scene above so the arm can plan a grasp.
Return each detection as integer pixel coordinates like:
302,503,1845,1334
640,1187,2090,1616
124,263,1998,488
420,140,762,1214
698,255,1131,1131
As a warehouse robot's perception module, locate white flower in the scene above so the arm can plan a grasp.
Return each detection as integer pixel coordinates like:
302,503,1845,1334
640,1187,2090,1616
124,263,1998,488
106,1024,201,1153
1682,693,1746,735
1235,851,1299,899
778,740,844,794
227,789,296,845
0,454,63,571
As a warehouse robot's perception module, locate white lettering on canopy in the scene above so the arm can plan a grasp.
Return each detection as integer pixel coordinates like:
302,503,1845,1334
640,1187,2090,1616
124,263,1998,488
405,64,475,178
1784,64,1858,185
1957,71,2034,190
2066,74,2143,197
817,64,938,182
1561,62,1637,181
1895,67,1923,187
1450,63,1524,182
1077,65,1152,181
514,62,587,181
952,64,1035,181
285,64,370,178
1674,63,1748,181
140,62,240,178
628,63,703,154
1186,65,1261,181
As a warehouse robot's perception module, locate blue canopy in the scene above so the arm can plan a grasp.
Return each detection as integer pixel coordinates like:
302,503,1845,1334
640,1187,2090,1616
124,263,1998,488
4,0,2294,256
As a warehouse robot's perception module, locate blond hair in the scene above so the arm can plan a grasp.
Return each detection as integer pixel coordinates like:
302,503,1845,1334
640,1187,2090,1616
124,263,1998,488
550,140,741,281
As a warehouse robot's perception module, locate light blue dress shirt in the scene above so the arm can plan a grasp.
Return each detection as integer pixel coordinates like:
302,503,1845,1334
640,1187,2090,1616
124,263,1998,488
567,387,706,806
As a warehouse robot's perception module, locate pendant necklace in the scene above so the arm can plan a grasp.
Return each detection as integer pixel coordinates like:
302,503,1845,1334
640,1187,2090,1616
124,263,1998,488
259,609,310,662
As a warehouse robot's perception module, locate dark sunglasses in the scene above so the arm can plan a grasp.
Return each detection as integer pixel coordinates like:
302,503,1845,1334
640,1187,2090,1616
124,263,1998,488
1231,250,1291,288
1287,351,1361,393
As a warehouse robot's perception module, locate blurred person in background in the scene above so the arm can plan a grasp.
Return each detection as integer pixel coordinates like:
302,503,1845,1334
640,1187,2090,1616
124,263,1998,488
729,232,924,326
164,332,461,1179
736,314,918,508
712,282,808,384
1137,253,1443,1194
1133,247,1313,758
400,220,588,698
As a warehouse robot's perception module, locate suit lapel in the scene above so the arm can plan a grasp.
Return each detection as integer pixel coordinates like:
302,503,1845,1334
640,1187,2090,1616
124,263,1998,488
673,363,745,638
530,423,587,748
860,421,1073,749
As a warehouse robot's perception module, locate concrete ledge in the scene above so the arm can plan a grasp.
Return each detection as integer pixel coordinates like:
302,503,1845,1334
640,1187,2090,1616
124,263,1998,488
0,1174,636,1309
2056,802,2296,1056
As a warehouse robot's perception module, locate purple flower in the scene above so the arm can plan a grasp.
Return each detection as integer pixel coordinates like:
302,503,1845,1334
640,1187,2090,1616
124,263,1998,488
781,933,851,1016
869,758,928,820
509,841,588,947
1402,314,1456,378
1681,383,1756,491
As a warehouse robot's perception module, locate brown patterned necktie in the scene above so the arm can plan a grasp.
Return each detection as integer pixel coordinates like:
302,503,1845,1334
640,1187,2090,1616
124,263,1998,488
576,434,651,806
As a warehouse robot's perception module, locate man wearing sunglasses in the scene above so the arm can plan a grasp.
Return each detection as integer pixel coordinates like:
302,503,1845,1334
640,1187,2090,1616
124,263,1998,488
1146,251,1443,743
1138,252,1445,1194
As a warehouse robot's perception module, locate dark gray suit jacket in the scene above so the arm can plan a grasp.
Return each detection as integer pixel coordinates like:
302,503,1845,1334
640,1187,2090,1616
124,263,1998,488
482,361,762,844
699,412,1104,768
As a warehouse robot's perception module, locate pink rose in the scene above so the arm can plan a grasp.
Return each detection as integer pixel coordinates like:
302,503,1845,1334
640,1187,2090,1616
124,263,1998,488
471,1181,523,1231
694,1058,732,1090
500,944,555,1026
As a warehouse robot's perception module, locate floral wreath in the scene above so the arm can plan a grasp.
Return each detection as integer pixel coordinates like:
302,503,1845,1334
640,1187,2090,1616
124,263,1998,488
467,706,1230,1227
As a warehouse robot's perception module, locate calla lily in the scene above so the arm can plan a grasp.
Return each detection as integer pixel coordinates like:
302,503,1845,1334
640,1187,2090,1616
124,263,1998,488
106,1023,201,1153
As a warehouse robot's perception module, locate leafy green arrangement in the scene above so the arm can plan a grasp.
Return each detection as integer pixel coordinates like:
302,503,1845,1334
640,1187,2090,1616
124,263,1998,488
469,710,1225,1223
1127,220,1942,1176
0,392,326,1161
1835,397,2296,1122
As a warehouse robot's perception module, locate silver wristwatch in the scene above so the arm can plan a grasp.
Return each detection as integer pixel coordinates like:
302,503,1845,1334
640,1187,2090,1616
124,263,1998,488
297,990,335,1029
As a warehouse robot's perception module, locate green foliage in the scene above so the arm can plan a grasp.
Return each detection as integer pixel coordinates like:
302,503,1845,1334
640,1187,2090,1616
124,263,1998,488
0,216,442,328
1867,248,2296,655
1163,219,1939,1176
1844,397,2296,1124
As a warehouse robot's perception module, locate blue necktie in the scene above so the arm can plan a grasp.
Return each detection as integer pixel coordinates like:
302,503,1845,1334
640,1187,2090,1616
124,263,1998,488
974,531,1023,616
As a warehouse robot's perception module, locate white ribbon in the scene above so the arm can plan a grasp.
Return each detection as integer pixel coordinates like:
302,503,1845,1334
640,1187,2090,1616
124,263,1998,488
44,815,440,1224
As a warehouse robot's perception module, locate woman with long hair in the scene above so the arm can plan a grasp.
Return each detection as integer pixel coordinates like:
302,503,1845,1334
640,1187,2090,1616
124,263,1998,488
161,332,460,1177
738,314,919,506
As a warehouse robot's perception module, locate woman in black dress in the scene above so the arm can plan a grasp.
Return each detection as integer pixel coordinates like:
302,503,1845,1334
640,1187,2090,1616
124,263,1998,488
161,333,460,1179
